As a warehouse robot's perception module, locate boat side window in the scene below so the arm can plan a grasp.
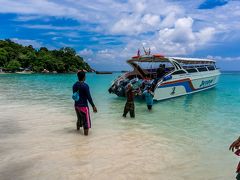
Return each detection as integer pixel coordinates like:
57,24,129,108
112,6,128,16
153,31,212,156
197,67,208,72
207,66,215,71
186,68,198,73
172,70,186,75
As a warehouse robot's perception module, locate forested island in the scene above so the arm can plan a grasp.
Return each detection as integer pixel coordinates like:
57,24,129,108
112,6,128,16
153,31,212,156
0,39,93,73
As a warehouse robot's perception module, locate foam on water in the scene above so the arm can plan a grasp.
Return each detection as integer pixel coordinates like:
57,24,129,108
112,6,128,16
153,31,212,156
0,72,239,179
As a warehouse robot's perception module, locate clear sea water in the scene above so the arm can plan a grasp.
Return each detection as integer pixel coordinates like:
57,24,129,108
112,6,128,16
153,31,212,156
0,72,239,180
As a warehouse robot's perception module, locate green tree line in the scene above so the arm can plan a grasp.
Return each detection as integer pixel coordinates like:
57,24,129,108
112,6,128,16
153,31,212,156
0,39,92,73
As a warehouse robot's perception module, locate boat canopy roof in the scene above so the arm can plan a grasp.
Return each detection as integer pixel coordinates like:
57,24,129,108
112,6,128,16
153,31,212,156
127,55,216,64
170,57,216,64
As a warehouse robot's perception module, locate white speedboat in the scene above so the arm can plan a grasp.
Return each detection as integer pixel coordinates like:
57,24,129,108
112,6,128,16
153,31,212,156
108,54,221,101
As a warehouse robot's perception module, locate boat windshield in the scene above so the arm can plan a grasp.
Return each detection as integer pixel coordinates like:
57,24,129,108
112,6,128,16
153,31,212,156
128,61,174,79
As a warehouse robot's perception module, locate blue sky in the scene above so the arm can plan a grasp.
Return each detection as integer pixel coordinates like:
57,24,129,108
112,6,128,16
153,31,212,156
0,0,240,71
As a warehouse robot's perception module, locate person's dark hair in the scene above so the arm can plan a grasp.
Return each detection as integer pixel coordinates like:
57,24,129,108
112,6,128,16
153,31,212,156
159,64,165,68
77,71,86,81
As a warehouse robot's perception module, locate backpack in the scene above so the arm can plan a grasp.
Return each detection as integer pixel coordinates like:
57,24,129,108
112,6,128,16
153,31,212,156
72,90,80,101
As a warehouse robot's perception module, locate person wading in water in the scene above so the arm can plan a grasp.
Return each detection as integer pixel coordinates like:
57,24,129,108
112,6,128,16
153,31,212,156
229,136,240,180
142,86,154,111
123,84,136,118
72,71,97,136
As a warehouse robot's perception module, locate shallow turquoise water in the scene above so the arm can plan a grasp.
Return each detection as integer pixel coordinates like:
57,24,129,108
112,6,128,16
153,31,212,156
0,72,239,179
0,72,239,134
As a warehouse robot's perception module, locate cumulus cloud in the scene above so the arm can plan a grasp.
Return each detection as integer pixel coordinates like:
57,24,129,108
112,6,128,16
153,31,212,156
111,15,144,35
77,15,216,68
134,1,146,13
154,17,215,55
96,16,216,61
110,0,183,35
196,27,215,45
110,14,160,35
142,14,160,26
159,17,195,44
160,12,177,28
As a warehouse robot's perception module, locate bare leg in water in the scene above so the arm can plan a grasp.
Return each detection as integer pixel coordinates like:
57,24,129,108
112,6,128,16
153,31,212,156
84,128,89,136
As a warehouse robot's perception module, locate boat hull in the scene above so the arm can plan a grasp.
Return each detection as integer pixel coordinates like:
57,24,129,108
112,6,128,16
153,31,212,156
154,70,220,101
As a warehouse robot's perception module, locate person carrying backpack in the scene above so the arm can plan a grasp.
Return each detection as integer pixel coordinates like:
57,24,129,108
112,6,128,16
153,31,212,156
72,71,97,136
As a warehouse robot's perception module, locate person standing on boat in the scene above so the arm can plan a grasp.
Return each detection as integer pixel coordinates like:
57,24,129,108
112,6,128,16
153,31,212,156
153,64,166,86
156,64,166,79
73,71,97,136
142,86,154,111
123,84,136,118
229,136,240,180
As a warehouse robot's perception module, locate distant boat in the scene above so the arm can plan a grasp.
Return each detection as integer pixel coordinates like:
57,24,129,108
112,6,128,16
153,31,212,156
95,71,113,74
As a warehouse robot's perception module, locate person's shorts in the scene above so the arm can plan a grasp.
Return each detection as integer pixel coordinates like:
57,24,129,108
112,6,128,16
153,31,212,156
75,106,91,129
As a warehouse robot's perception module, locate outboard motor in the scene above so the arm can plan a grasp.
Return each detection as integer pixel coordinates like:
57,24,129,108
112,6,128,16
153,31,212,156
108,87,113,93
108,77,130,96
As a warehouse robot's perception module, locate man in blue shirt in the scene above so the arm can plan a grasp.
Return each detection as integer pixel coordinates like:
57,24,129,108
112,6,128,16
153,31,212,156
142,86,154,111
73,71,97,136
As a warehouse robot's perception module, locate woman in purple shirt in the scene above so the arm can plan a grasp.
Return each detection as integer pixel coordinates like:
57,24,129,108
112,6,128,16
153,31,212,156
73,71,97,136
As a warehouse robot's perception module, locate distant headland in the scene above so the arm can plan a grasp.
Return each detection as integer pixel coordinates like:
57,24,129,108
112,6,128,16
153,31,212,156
0,39,94,73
